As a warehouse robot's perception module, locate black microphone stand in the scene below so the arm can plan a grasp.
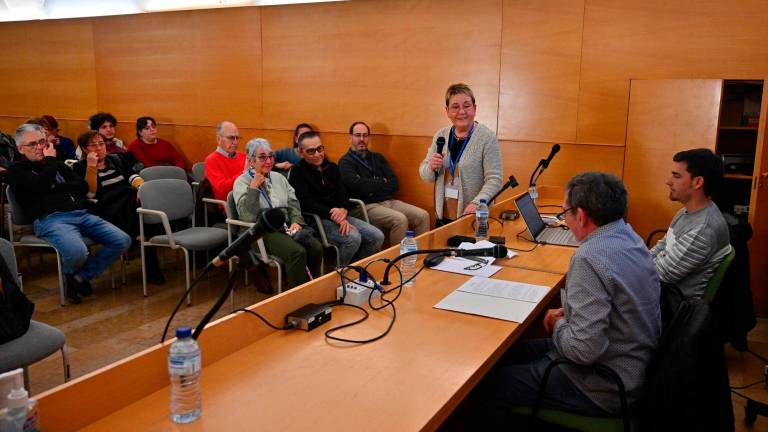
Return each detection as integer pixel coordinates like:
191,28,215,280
192,249,266,340
528,159,548,201
489,175,519,205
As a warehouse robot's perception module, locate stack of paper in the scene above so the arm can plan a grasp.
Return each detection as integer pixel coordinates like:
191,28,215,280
434,276,549,323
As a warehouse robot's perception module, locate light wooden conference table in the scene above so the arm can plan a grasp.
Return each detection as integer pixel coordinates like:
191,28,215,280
36,190,576,431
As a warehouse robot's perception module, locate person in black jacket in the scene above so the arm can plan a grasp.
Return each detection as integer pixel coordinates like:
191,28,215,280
339,121,429,245
6,124,131,304
288,131,383,265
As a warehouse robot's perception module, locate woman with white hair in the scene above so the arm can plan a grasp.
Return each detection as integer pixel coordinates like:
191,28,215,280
232,138,323,288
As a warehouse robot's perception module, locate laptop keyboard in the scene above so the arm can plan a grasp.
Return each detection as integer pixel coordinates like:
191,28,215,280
539,227,579,246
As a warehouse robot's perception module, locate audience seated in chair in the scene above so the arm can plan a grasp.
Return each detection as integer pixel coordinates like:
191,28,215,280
447,172,660,429
88,112,128,155
72,131,164,285
273,123,313,176
205,121,247,202
6,124,131,304
40,115,77,160
339,121,429,245
288,131,384,266
128,116,187,170
233,138,323,288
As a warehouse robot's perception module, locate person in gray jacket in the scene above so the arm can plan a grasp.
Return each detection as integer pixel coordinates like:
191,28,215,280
419,83,502,225
232,138,323,288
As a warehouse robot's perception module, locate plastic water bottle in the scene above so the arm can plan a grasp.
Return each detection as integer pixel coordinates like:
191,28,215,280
475,199,489,241
168,327,201,424
399,230,418,286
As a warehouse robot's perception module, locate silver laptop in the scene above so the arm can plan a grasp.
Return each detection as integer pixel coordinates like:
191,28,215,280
514,193,580,247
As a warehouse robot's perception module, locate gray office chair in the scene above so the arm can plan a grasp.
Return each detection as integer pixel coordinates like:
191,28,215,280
139,166,187,182
137,179,228,304
302,199,370,269
191,162,206,184
224,192,285,295
0,238,70,390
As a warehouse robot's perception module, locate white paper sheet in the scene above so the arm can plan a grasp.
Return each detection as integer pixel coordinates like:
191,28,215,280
433,276,550,323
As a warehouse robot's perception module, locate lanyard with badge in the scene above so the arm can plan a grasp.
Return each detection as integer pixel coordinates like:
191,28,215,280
250,169,274,208
445,122,475,200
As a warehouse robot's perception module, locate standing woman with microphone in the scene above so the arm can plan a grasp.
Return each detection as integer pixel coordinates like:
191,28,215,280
419,83,503,226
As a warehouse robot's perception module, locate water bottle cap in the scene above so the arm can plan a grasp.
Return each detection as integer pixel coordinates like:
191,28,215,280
479,199,487,204
406,230,415,237
175,327,192,338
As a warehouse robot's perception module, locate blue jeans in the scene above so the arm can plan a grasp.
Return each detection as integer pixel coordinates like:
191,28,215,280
34,210,132,281
319,216,384,265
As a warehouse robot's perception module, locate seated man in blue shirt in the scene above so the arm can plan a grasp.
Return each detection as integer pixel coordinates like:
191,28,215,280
450,172,661,428
7,124,132,304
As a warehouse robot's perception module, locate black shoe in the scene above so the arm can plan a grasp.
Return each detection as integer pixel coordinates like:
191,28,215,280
78,279,93,296
64,277,82,304
66,274,92,297
147,269,166,285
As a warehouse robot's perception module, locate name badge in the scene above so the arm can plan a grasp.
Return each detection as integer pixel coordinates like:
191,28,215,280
445,183,459,199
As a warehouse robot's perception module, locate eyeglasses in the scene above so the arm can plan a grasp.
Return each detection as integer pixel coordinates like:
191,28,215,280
351,133,369,139
303,145,324,156
21,138,47,148
256,153,275,161
223,135,240,141
556,207,573,221
448,103,475,114
87,141,106,148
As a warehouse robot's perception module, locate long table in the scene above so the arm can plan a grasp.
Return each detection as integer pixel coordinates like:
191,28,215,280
36,192,575,431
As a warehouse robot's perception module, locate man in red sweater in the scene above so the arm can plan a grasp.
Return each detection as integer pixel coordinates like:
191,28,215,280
205,121,246,201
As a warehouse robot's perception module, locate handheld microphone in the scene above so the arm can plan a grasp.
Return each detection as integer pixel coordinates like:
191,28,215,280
210,208,287,267
434,136,446,178
451,244,508,259
541,144,561,169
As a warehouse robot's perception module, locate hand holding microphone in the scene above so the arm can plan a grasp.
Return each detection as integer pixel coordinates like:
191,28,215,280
431,137,446,176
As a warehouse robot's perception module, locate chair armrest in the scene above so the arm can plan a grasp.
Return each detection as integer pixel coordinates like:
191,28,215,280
137,207,176,248
302,212,331,247
348,198,369,223
201,197,227,226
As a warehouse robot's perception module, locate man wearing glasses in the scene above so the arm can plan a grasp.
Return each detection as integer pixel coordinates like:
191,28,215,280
6,124,131,304
339,121,429,245
451,172,660,427
289,131,384,265
205,121,247,202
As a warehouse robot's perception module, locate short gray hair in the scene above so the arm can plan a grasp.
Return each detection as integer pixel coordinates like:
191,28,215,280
246,138,272,159
215,121,233,136
15,123,45,149
565,172,627,226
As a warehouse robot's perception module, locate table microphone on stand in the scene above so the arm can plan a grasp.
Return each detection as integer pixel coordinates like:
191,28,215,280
528,144,560,201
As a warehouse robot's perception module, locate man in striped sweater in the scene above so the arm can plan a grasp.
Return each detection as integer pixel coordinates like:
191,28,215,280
651,148,731,300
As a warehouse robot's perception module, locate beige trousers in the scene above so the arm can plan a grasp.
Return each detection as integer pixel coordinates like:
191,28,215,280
363,199,430,245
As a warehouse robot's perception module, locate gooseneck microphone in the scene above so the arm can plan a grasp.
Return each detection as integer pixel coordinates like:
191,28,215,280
380,244,508,285
210,207,287,267
528,144,561,200
488,175,519,205
434,136,446,179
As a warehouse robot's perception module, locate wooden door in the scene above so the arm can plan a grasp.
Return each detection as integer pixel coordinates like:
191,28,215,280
748,87,768,316
624,79,722,242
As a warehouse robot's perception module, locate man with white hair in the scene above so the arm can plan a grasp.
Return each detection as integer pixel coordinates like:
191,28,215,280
205,121,246,201
6,123,131,304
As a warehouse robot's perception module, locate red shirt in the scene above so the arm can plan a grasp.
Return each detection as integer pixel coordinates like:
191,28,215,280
204,150,247,201
128,138,187,170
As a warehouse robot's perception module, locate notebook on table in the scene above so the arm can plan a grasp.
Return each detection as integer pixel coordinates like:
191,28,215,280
514,193,580,247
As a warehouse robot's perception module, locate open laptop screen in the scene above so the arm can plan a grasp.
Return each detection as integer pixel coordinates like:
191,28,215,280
514,193,546,238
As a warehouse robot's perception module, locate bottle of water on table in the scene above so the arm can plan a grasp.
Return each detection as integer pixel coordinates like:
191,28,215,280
475,199,489,241
169,326,201,424
399,230,418,286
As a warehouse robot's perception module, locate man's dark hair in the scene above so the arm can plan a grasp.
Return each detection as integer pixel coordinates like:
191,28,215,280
348,121,370,135
297,131,320,149
566,172,627,226
135,116,156,139
88,112,118,131
293,123,314,145
77,131,101,153
672,148,723,197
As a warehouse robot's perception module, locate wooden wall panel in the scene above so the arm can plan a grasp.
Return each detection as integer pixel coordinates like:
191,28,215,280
578,0,768,145
93,7,262,127
497,141,624,203
0,19,97,118
498,0,583,143
624,79,722,241
261,0,502,136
